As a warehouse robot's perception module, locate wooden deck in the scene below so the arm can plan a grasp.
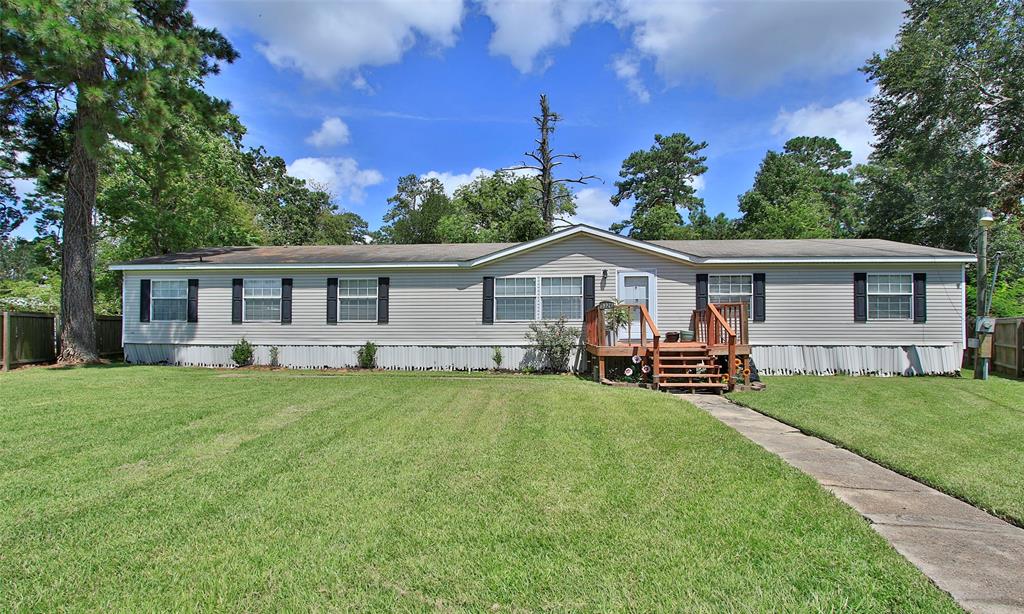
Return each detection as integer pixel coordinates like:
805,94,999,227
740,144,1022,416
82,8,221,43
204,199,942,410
584,303,752,393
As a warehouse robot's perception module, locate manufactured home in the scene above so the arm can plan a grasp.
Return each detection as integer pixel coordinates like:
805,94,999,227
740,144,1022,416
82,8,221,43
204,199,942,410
110,225,973,384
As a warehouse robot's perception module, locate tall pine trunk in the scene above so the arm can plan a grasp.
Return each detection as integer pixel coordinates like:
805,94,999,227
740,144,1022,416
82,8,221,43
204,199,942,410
58,57,103,363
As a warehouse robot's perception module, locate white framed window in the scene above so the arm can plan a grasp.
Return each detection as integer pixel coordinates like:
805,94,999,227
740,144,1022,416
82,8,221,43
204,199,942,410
494,276,584,321
867,273,913,320
540,276,583,320
495,277,536,321
151,279,187,322
709,274,752,306
243,278,282,322
338,278,377,322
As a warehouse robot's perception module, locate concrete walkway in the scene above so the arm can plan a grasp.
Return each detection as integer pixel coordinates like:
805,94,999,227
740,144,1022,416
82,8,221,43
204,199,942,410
687,394,1024,614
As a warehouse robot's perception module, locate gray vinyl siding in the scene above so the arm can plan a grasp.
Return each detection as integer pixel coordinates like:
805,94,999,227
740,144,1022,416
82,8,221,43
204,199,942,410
121,234,965,348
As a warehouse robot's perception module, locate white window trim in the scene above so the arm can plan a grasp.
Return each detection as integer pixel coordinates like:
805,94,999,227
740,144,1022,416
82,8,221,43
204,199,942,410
150,278,188,322
540,275,584,321
866,272,914,321
242,278,283,323
337,277,379,323
707,273,753,306
493,275,584,322
493,276,539,322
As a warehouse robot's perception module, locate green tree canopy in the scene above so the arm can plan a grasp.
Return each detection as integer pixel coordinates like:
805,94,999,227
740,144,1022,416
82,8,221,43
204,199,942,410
737,137,858,239
864,0,1024,217
376,175,456,244
610,133,708,239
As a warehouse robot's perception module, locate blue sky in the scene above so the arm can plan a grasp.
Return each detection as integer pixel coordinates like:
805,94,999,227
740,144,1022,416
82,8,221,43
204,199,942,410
16,0,907,238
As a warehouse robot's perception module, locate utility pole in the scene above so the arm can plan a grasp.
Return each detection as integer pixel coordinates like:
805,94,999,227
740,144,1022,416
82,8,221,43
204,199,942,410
973,207,994,380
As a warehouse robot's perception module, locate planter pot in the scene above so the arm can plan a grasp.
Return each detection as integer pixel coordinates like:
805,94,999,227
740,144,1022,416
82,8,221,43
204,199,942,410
679,330,695,342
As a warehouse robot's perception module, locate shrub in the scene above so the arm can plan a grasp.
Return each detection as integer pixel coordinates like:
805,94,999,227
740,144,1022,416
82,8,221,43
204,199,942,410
526,317,580,373
231,338,254,367
269,346,280,368
357,341,378,369
491,346,503,370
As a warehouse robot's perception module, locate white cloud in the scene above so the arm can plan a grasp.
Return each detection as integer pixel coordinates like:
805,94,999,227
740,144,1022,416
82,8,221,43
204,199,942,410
689,174,706,195
305,117,351,148
611,54,650,103
481,0,610,72
420,166,537,196
617,0,904,94
421,167,494,196
773,94,875,164
286,157,384,203
568,187,624,229
197,0,464,83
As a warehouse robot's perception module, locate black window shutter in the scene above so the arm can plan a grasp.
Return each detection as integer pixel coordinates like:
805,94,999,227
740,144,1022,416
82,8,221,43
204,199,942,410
281,278,292,324
752,273,766,322
140,279,151,322
696,273,708,310
583,275,595,314
326,278,338,324
854,272,867,322
377,277,389,324
913,273,927,323
187,279,199,323
482,277,494,324
232,278,243,324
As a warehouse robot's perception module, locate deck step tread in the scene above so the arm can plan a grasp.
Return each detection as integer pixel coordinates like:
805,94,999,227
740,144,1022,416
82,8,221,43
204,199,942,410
657,382,729,388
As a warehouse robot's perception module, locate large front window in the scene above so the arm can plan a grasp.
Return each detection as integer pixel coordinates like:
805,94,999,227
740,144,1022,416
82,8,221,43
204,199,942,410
494,277,536,321
540,276,583,319
243,279,282,322
867,273,912,320
339,279,377,322
709,274,752,306
151,280,187,322
494,276,583,321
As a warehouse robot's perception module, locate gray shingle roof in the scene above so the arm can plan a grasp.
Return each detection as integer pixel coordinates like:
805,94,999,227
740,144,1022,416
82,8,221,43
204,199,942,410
114,233,972,267
649,238,972,259
118,243,517,265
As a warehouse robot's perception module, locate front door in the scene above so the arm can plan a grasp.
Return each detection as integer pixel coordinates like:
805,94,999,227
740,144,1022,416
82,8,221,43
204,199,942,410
616,271,657,342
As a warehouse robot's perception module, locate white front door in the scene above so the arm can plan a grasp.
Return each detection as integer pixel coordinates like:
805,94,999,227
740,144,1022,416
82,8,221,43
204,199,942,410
616,271,657,341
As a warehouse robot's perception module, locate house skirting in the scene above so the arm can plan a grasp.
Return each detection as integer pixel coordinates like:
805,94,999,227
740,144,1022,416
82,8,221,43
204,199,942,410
750,344,963,376
124,343,558,371
126,342,962,376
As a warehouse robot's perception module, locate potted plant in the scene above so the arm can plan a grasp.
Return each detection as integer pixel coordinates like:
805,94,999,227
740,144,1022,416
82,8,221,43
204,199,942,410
603,300,633,345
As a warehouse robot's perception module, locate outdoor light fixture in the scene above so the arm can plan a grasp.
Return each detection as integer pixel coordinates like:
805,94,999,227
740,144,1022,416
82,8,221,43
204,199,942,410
602,269,608,282
979,208,995,229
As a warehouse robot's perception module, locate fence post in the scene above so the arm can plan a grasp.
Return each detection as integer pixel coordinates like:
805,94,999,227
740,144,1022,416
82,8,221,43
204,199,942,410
2,311,9,372
1018,320,1024,379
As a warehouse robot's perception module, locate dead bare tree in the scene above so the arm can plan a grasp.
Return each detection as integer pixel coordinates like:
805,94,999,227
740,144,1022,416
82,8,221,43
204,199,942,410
504,94,599,232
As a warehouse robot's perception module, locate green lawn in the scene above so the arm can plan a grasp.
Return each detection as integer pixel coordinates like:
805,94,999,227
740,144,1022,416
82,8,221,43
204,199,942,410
730,371,1024,527
0,366,957,611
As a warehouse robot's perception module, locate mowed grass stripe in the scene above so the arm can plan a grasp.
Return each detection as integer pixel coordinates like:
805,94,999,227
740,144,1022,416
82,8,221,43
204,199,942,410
0,366,957,611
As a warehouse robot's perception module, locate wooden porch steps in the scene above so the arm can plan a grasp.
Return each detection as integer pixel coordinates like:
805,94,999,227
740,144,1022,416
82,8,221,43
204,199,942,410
655,345,727,394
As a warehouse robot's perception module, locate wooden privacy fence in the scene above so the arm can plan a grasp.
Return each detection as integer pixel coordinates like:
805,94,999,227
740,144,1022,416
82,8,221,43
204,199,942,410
992,317,1024,379
1,312,122,370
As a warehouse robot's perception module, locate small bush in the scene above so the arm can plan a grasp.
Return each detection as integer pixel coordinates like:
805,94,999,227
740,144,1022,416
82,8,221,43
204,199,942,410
357,341,378,369
526,317,580,373
232,338,254,367
269,346,280,368
491,346,503,370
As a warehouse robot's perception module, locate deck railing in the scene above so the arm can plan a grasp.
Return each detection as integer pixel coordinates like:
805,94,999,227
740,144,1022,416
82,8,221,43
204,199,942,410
585,304,659,351
692,303,741,386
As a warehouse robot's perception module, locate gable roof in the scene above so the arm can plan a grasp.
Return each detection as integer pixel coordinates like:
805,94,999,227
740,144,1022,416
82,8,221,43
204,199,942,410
109,225,974,271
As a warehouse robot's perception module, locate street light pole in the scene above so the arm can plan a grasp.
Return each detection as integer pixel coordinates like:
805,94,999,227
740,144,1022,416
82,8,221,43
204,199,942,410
974,207,994,380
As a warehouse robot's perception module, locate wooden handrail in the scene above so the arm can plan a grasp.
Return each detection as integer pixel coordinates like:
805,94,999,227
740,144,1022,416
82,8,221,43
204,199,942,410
584,303,659,349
